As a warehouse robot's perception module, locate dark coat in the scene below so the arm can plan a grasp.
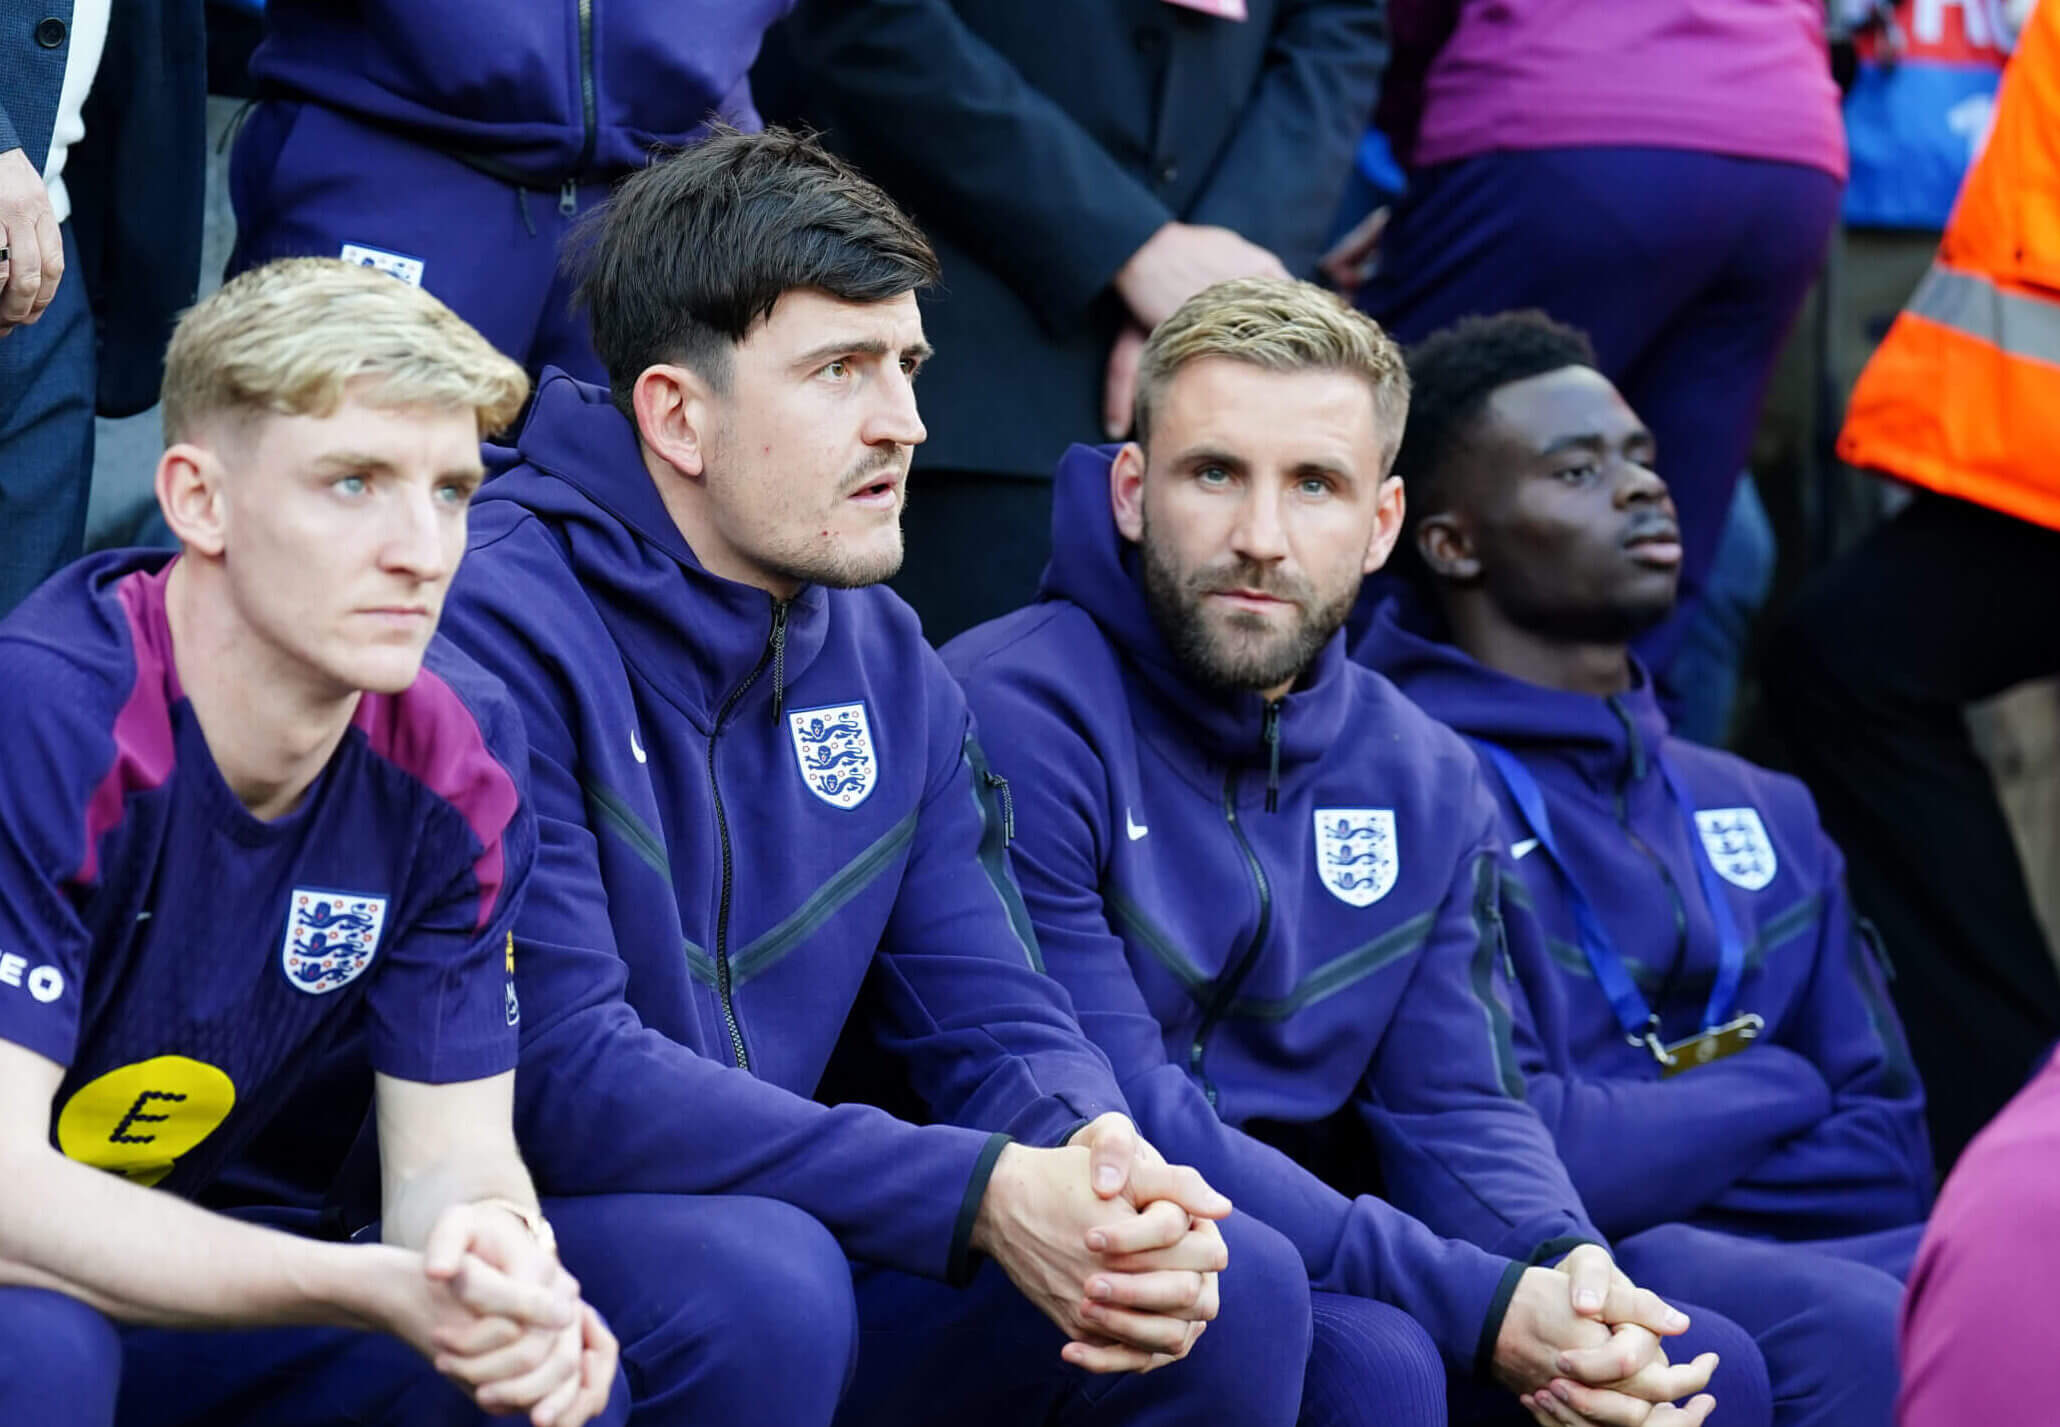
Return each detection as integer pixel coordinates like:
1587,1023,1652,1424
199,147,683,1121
0,0,208,417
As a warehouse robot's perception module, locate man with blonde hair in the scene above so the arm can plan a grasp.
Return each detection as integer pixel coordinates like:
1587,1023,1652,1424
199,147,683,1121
947,277,1762,1426
0,256,644,1427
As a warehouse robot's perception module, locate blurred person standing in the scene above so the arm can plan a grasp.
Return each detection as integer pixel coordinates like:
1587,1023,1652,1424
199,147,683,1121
1355,0,1846,724
755,0,1386,645
227,0,794,385
0,0,205,614
1765,0,2060,1171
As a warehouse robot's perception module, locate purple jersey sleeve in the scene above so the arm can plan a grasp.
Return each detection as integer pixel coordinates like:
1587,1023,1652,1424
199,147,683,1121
353,657,535,1084
0,637,158,1069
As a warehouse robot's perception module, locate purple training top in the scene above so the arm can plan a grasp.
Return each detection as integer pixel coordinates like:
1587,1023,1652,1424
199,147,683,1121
1395,0,1846,179
0,551,534,1197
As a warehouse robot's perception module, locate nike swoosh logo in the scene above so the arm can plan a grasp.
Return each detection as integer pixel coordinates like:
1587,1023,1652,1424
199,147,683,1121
1511,838,1540,860
630,729,647,765
1125,808,1149,841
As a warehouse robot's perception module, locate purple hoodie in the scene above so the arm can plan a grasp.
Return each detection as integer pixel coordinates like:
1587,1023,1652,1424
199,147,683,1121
945,444,1609,1377
250,1,793,183
1388,0,1846,179
1360,591,1932,1243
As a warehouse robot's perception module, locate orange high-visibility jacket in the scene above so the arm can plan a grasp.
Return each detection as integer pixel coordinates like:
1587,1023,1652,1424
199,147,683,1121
1839,0,2060,531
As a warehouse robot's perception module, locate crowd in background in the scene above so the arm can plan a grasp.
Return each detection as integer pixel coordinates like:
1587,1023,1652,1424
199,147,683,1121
2,0,2057,1422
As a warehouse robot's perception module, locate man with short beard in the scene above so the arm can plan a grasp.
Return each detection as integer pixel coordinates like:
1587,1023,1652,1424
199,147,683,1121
945,278,1751,1427
435,127,1317,1427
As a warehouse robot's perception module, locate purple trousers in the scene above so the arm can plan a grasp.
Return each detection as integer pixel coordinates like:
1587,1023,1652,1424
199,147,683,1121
227,99,610,388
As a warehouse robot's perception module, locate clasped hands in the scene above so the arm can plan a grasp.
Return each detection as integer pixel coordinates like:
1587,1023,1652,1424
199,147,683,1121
380,1200,619,1427
1496,1244,1719,1427
972,1112,1230,1374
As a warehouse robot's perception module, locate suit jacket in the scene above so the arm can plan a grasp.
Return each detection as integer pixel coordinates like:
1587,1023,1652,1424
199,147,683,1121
0,0,206,417
756,0,1387,479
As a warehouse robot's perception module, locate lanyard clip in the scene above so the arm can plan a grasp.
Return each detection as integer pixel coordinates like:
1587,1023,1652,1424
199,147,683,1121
1629,1015,1677,1069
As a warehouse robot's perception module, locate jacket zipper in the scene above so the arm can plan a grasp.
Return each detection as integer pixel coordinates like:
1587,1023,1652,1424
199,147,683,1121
1186,768,1274,1108
562,0,597,214
705,597,790,1070
1262,699,1283,813
1606,696,1689,1011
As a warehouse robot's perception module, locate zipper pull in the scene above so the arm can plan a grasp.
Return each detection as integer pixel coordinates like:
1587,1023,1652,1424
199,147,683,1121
984,772,1015,845
769,599,790,725
559,179,578,217
1262,701,1283,813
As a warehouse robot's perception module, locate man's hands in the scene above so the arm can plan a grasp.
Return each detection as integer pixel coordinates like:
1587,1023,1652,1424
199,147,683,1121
380,1202,617,1427
973,1115,1232,1374
1103,222,1289,436
1114,223,1291,332
1494,1247,1716,1427
0,147,63,335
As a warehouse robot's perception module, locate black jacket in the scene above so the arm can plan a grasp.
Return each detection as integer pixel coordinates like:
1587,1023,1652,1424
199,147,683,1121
0,0,207,417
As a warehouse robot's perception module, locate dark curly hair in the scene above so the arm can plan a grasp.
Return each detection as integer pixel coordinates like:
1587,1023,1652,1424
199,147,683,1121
1392,311,1598,575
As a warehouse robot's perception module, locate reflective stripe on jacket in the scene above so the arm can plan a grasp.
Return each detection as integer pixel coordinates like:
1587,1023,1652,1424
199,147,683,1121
1840,0,2060,530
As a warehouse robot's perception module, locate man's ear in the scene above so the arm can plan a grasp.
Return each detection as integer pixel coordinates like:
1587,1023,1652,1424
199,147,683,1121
155,442,227,557
1363,474,1407,574
1110,441,1147,543
632,363,716,480
1417,510,1482,583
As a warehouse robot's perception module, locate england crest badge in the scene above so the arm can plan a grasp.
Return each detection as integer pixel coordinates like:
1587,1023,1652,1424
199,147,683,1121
280,889,388,995
787,701,878,810
1314,809,1399,907
1694,808,1779,891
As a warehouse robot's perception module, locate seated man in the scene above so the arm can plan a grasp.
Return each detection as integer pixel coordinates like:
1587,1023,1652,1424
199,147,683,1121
945,277,1741,1427
1356,310,1931,1425
436,127,1311,1425
0,259,620,1427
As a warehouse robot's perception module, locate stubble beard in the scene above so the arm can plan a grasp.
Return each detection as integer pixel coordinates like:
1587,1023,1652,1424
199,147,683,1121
1138,518,1356,695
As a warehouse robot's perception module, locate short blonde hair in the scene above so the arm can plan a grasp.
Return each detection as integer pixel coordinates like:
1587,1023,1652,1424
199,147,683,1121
1132,277,1410,463
161,258,530,444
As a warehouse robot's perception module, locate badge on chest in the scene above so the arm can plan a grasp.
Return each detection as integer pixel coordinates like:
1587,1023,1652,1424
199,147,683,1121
280,889,388,994
1314,809,1399,907
787,701,878,810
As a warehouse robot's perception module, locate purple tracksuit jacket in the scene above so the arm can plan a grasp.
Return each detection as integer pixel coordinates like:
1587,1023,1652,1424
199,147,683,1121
435,372,1128,1283
1359,591,1933,1243
943,443,1607,1376
249,0,794,183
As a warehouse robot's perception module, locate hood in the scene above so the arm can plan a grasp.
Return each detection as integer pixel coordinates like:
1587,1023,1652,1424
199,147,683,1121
1038,443,1354,773
474,368,829,717
1353,586,1670,789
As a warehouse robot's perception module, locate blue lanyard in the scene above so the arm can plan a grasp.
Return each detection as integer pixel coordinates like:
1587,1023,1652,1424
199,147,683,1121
1475,743,1747,1041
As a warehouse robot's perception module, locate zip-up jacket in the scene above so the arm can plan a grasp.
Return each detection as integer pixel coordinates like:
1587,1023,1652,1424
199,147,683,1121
943,443,1606,1377
436,371,1127,1283
249,0,793,185
1360,591,1934,1242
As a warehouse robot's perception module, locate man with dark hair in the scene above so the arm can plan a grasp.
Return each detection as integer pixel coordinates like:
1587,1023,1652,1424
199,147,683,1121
437,126,1316,1426
949,277,1748,1427
1355,310,1933,1427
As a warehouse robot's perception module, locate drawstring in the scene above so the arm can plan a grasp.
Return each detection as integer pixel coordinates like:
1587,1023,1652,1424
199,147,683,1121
769,599,790,725
516,187,537,238
1262,701,1283,814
